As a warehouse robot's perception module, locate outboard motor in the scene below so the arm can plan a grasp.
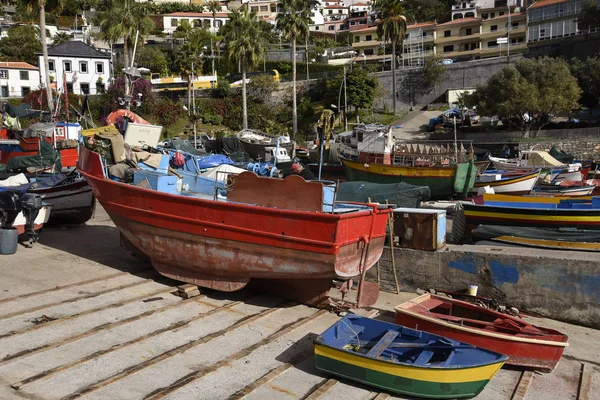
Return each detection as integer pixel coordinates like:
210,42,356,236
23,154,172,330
20,193,43,244
0,191,21,228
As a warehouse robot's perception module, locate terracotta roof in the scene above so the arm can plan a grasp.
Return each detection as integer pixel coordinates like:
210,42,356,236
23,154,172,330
352,2,369,6
353,26,378,33
407,21,436,29
324,5,347,8
484,11,525,21
166,12,230,17
437,17,481,27
0,62,38,70
529,0,567,9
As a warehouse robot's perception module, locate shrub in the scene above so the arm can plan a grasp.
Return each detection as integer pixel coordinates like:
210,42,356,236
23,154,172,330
155,98,184,126
202,112,223,125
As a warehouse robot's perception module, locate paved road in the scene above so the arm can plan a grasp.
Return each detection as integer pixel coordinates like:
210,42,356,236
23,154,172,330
391,111,441,142
0,205,598,399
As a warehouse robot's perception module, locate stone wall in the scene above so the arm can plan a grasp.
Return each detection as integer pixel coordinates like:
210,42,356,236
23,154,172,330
367,245,600,328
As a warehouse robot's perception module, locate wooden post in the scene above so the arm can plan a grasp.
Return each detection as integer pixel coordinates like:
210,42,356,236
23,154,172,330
386,201,400,294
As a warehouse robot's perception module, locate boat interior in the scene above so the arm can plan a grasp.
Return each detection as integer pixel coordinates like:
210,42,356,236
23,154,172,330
320,316,504,367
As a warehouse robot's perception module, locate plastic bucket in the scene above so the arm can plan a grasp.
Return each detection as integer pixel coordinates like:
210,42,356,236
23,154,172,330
467,284,478,296
0,227,18,255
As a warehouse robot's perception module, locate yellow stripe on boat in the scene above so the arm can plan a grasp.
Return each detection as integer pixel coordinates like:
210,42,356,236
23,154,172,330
464,210,600,223
482,193,593,203
342,159,456,178
492,236,600,251
314,344,504,384
474,173,537,187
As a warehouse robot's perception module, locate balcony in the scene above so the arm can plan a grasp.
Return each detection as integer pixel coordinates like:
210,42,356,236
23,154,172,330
480,25,526,39
480,43,527,57
438,48,481,58
435,32,480,44
351,40,382,49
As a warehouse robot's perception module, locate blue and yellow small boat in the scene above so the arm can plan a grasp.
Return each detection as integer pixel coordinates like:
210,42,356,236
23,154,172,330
314,315,508,399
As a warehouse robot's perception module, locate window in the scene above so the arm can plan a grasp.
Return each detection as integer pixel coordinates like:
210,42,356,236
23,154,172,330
259,5,267,11
64,61,71,72
19,70,28,80
512,22,519,27
171,18,178,27
271,5,276,12
96,62,104,74
66,82,73,93
488,40,498,47
470,42,477,50
423,31,427,36
443,45,454,52
1,86,7,97
354,36,359,42
0,70,8,79
491,25,498,31
315,26,319,30
491,12,495,18
444,30,451,37
80,83,89,94
48,60,55,72
79,62,88,73
466,28,472,35
251,6,258,12
366,35,372,41
338,9,342,13
329,9,333,14
499,11,504,16
329,25,335,31
540,28,546,38
21,87,30,96
482,13,488,19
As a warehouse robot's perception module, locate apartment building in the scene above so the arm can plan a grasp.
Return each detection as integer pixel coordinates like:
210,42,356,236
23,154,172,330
402,22,436,67
526,0,593,46
480,11,527,57
163,12,230,33
435,17,482,60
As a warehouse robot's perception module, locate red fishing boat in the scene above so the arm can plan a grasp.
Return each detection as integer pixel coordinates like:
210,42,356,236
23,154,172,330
394,294,568,372
78,145,391,305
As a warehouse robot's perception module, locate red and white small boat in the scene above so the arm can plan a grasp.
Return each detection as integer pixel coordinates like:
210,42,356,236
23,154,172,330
394,293,568,372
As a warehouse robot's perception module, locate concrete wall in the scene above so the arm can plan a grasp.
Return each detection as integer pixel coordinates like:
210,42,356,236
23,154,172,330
368,244,600,328
434,127,600,159
373,55,524,109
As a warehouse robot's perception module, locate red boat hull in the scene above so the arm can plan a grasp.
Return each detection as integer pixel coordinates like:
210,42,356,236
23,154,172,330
78,146,390,297
0,139,78,168
395,294,568,372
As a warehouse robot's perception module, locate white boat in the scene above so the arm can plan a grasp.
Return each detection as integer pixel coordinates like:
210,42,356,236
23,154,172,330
12,204,52,235
471,170,540,195
489,150,581,172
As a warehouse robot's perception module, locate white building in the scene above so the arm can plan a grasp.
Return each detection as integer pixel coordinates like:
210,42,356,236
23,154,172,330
0,62,40,98
349,2,369,12
322,5,348,22
163,11,230,33
38,41,112,95
309,9,326,31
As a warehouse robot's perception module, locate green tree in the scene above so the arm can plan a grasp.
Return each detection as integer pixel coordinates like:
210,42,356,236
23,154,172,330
173,20,211,113
346,67,378,120
247,74,278,103
222,8,266,130
578,1,600,33
465,57,582,137
570,55,600,117
0,25,42,65
95,0,155,70
374,0,407,115
402,0,453,24
52,30,72,45
276,0,311,139
137,45,169,75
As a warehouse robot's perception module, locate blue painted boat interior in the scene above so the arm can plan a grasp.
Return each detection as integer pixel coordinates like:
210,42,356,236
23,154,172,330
317,315,507,368
484,197,600,210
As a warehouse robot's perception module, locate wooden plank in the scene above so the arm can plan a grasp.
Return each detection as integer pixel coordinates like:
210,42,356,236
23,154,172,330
511,370,534,400
577,362,592,400
144,310,328,400
0,271,133,304
371,394,390,400
366,330,399,358
304,379,339,400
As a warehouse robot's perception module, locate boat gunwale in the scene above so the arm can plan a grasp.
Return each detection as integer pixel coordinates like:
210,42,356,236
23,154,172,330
473,171,540,187
314,338,508,371
394,294,569,347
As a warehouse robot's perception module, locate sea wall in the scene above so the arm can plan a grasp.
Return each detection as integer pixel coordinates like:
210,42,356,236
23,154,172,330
367,244,600,329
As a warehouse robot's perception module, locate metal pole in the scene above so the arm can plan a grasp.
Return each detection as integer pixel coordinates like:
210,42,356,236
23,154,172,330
211,36,215,76
344,66,348,131
507,4,511,57
318,125,324,180
306,37,309,81
130,30,139,68
453,116,458,162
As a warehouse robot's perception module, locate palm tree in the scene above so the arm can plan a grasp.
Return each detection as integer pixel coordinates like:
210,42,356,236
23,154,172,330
95,0,155,70
222,8,265,130
374,0,407,115
205,0,220,76
173,20,210,112
276,0,312,139
20,0,62,112
52,31,72,45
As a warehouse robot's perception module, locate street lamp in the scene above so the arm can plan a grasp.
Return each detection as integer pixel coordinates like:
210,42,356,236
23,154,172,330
336,66,348,131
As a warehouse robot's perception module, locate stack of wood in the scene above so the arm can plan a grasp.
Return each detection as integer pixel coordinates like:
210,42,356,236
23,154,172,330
177,284,201,299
